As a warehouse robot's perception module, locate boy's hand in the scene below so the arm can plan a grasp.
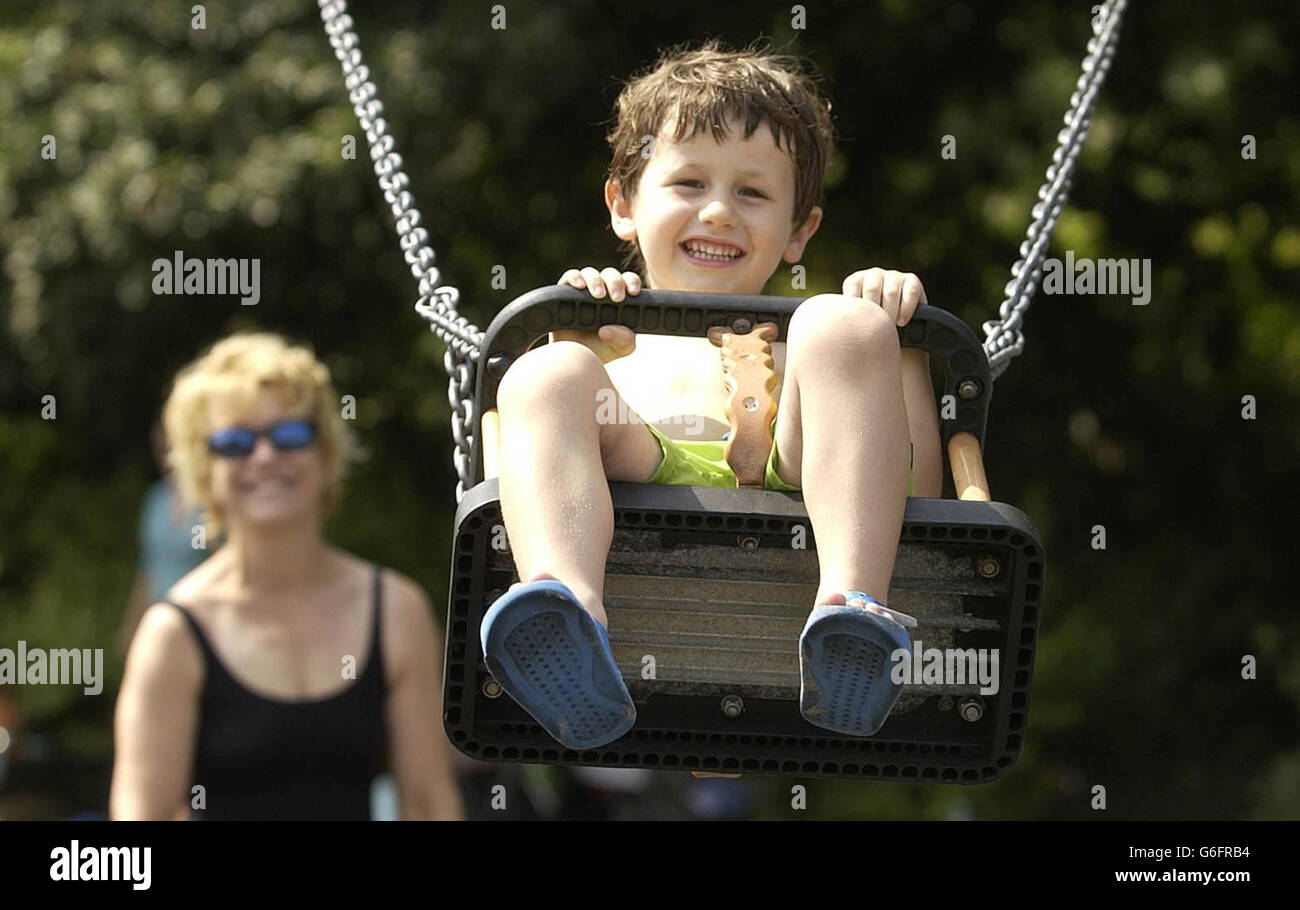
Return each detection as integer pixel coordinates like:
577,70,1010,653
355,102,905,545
552,267,640,362
842,268,927,327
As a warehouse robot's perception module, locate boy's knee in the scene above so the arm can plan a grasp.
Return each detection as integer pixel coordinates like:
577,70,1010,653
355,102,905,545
789,293,898,356
497,340,605,409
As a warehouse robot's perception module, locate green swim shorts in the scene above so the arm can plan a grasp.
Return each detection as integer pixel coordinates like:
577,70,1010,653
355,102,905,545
643,418,914,496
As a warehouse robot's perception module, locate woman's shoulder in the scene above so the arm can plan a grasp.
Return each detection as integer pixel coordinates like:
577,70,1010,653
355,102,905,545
164,552,224,609
125,599,204,692
364,561,437,671
324,551,429,621
370,562,432,616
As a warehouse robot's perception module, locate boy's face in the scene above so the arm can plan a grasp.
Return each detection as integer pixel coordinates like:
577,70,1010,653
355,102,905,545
606,109,822,296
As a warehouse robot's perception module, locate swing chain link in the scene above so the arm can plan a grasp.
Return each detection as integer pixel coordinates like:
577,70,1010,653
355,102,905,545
322,0,1126,497
318,0,482,499
446,350,477,503
983,0,1127,382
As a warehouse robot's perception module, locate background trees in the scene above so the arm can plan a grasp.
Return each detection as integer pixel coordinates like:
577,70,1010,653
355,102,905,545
1,0,1295,818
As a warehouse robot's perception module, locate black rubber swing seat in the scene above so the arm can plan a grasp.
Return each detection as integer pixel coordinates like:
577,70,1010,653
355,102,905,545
442,286,1044,782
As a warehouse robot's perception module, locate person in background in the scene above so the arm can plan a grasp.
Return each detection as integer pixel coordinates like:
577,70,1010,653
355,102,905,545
110,332,464,820
117,416,214,656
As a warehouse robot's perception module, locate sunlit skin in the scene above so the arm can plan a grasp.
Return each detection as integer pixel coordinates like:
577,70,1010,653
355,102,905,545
497,107,942,638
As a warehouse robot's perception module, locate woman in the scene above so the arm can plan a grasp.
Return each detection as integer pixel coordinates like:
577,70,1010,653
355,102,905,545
110,332,464,820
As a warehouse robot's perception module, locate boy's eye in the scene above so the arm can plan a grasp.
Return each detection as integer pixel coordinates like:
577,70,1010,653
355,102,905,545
675,179,767,198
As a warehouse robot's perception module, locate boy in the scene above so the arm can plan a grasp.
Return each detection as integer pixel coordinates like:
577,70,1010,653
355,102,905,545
481,39,942,750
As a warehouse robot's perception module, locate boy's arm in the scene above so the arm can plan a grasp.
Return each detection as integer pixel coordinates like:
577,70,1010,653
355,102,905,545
552,267,642,363
550,326,636,365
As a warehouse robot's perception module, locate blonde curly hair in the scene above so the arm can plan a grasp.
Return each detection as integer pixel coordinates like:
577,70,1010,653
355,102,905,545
162,332,355,539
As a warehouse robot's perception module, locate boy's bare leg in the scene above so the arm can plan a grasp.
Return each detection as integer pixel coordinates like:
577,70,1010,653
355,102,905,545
495,341,663,630
901,349,943,499
769,295,912,608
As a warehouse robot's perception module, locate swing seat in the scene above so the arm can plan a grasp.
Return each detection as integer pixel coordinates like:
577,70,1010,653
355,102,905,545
442,285,1044,782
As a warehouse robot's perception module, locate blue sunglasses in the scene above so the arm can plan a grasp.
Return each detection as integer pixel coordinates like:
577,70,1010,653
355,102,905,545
207,419,317,458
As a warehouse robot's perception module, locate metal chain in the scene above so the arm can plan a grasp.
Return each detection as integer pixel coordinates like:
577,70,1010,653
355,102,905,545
982,0,1128,382
445,348,476,503
321,0,1127,498
318,0,483,500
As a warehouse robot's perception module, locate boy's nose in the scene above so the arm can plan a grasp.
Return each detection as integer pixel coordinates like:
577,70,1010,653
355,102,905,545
699,198,737,226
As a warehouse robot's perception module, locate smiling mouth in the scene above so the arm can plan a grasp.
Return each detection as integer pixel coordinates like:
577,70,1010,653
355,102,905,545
240,477,296,492
680,243,746,263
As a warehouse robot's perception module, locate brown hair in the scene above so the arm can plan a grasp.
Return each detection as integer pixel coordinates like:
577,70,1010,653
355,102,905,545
604,37,837,275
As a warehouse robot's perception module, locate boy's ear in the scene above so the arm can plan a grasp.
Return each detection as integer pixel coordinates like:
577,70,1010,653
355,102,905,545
783,205,824,263
606,178,638,243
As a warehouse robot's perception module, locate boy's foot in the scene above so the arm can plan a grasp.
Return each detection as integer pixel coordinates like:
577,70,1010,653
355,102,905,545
480,576,635,750
798,591,917,737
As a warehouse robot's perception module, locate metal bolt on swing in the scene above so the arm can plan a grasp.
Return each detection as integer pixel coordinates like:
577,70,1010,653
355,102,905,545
958,696,985,722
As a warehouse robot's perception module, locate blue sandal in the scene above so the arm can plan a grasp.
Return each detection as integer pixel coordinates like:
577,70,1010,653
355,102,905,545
798,591,918,736
480,579,636,750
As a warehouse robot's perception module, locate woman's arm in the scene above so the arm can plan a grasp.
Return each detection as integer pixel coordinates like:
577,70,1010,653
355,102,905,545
109,604,202,820
115,570,153,657
383,574,467,821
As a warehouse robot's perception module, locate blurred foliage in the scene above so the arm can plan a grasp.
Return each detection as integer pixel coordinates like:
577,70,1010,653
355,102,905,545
0,0,1296,818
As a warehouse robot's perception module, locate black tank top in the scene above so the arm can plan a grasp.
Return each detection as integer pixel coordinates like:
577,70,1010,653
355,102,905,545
163,564,390,820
